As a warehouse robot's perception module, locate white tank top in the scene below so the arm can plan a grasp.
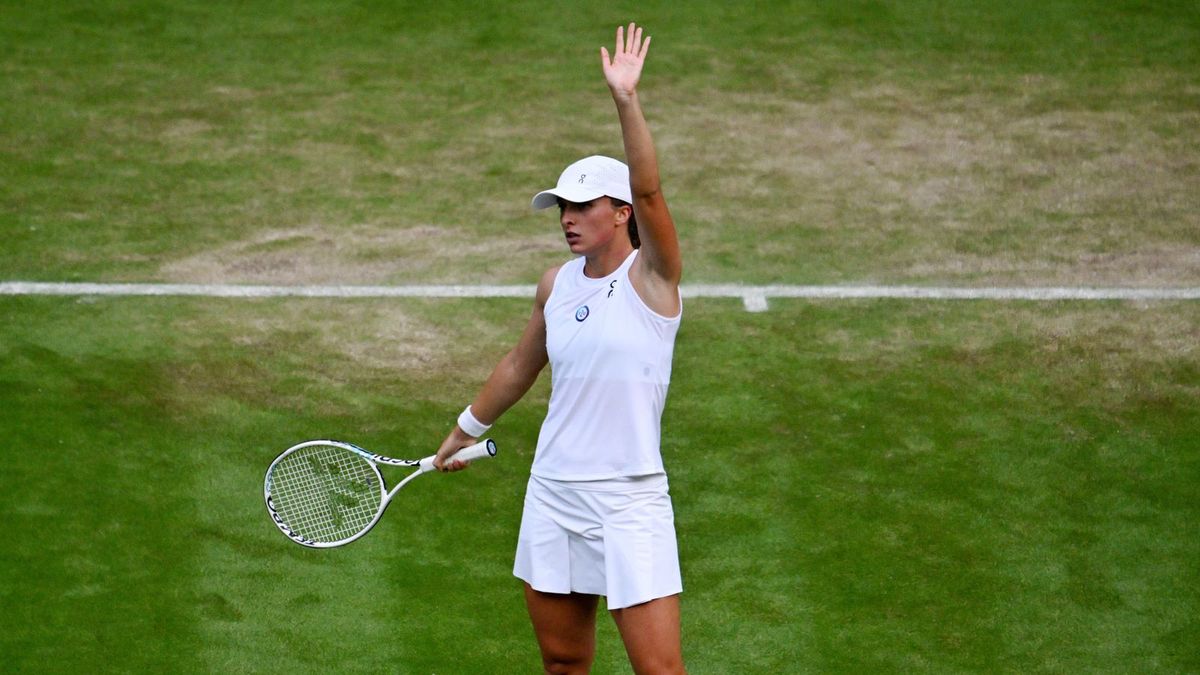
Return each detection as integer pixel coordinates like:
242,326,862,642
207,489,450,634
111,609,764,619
532,250,682,481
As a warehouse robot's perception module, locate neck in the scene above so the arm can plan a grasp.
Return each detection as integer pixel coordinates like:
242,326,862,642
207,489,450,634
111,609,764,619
582,242,635,279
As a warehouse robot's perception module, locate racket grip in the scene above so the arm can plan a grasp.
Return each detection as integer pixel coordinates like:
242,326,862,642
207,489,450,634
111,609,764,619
419,438,498,473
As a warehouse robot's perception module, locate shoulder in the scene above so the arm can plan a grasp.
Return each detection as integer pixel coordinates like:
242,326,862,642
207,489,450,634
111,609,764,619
535,264,564,307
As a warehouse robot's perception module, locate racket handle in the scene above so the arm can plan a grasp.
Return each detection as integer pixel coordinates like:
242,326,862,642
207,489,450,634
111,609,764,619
419,438,498,473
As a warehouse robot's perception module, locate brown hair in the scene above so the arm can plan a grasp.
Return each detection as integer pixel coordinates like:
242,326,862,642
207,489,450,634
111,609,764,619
610,198,639,249
556,197,640,248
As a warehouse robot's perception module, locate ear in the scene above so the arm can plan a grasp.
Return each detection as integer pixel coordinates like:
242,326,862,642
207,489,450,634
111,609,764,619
613,202,632,226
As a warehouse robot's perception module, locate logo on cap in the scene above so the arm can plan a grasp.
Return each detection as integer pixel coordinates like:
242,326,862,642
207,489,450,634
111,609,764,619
578,174,586,184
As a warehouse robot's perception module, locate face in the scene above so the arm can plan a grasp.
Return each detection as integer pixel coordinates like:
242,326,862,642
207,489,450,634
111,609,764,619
557,197,630,255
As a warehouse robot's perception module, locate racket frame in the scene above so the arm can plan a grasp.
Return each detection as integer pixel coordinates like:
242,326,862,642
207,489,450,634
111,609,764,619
264,438,496,548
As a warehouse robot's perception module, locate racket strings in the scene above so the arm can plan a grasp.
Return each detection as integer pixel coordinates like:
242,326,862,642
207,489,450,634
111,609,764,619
268,444,382,543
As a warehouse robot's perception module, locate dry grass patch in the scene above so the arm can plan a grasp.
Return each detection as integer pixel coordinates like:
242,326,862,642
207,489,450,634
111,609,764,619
171,300,451,373
160,223,562,285
165,297,523,419
141,71,1199,289
659,76,1200,285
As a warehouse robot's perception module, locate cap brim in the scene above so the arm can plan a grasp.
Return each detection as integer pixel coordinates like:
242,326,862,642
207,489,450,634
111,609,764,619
530,185,608,210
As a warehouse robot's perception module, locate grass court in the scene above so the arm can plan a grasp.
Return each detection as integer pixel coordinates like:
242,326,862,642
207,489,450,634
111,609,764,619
2,1,1198,672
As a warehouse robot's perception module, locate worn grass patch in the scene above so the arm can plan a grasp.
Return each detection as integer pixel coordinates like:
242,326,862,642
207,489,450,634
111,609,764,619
2,1,1197,286
663,81,1200,285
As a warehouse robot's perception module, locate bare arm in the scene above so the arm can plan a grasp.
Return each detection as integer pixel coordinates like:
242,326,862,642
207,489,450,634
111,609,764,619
433,265,556,470
602,23,682,313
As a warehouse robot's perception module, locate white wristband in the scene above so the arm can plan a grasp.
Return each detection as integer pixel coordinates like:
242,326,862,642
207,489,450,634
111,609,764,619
457,405,492,438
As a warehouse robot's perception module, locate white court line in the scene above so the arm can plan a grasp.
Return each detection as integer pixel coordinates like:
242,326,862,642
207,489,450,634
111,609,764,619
2,281,1199,312
0,282,536,299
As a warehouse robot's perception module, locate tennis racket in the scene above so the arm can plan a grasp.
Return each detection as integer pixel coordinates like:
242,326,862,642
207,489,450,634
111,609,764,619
264,438,497,548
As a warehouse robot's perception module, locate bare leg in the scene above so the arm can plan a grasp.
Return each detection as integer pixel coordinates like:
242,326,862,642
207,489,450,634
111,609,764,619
610,594,686,675
524,583,600,675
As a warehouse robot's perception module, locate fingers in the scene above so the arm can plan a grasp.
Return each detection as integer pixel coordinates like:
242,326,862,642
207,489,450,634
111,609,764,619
602,23,649,95
432,432,475,472
615,22,647,58
435,455,469,472
440,458,468,473
435,444,471,472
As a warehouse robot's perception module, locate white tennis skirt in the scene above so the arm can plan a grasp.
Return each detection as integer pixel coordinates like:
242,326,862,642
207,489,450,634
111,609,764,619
513,473,683,610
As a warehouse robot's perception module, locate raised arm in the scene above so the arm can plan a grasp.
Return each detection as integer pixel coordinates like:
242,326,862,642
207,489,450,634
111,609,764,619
601,23,682,314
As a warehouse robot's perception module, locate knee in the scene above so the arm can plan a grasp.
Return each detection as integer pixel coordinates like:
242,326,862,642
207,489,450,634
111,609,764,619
630,655,686,675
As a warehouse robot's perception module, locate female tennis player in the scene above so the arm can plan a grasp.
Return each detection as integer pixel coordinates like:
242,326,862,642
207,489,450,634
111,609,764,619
434,23,685,674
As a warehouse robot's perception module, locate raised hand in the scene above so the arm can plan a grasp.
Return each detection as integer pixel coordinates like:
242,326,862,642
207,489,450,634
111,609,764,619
600,22,651,100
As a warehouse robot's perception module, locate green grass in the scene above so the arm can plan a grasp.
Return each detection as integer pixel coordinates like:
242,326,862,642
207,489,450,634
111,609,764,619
2,0,1198,285
2,0,1200,672
1,297,1197,672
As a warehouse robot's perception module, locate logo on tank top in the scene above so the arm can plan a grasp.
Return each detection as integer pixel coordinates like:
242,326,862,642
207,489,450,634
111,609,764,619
575,305,590,322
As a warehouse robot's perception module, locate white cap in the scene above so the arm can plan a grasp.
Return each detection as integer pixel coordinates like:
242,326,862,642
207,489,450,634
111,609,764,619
531,155,632,210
